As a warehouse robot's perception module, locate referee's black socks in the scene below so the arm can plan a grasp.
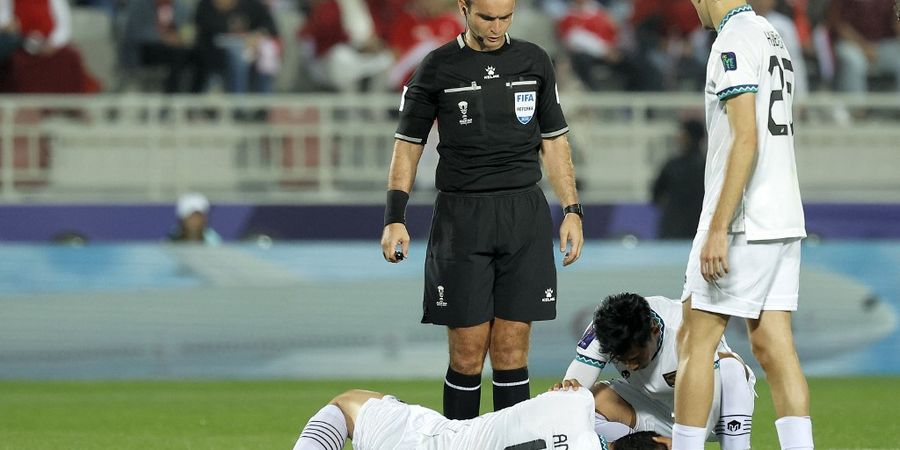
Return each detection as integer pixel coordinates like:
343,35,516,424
443,367,482,419
492,366,530,411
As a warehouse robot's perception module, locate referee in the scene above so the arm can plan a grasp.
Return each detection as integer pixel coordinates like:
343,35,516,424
380,0,583,419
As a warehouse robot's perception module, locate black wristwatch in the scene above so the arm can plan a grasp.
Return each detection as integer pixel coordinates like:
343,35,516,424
563,203,584,218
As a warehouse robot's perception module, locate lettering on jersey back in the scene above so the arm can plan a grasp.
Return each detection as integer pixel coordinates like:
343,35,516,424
553,434,569,449
765,31,785,49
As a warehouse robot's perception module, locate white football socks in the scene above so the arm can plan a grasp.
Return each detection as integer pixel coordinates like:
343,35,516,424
672,423,707,450
716,357,754,450
293,404,348,450
775,416,814,450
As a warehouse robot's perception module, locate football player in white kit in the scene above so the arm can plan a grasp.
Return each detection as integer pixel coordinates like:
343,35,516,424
672,1,812,450
291,387,670,450
558,293,755,449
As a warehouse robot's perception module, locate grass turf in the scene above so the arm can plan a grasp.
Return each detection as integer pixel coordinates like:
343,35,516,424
1,377,898,449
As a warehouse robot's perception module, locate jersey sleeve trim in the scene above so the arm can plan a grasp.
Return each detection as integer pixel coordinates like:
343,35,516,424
541,127,569,138
395,133,424,144
717,84,759,101
575,354,606,369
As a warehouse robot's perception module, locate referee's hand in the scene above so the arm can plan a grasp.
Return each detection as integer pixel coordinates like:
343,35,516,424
381,223,410,263
560,214,583,266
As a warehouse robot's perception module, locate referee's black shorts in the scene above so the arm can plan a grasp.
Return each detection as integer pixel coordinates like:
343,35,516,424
422,184,557,328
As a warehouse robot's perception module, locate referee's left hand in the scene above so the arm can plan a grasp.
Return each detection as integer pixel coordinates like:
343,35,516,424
560,214,583,266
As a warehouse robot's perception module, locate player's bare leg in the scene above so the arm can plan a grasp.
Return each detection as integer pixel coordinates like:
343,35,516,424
590,382,637,440
294,389,384,450
673,296,729,449
489,318,532,411
747,310,813,449
445,322,491,418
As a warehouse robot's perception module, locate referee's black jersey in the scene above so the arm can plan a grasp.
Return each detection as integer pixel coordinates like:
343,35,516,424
395,33,569,193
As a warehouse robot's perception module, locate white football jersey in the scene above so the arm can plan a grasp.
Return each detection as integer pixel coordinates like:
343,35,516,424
700,5,806,241
566,296,730,411
423,389,603,450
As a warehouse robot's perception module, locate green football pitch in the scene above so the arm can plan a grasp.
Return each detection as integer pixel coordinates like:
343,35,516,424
2,377,898,449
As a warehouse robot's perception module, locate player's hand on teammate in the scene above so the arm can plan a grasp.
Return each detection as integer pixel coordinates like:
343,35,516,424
549,379,582,391
560,214,583,266
381,223,410,263
700,230,730,282
652,436,672,449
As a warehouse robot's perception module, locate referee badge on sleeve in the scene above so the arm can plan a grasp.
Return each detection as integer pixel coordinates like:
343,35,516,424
514,91,536,124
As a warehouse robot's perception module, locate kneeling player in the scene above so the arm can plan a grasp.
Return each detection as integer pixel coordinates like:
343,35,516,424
292,387,670,450
559,292,755,449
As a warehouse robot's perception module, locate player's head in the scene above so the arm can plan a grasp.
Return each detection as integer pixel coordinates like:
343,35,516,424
458,0,516,51
610,431,669,450
593,293,659,371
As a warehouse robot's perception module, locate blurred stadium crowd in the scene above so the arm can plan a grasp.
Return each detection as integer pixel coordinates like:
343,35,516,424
0,0,896,96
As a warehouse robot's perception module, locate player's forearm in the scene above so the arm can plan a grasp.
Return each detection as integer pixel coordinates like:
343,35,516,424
387,139,425,193
540,135,580,206
709,132,757,232
563,359,602,388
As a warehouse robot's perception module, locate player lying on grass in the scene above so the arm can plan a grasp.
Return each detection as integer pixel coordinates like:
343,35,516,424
559,293,755,448
292,387,671,450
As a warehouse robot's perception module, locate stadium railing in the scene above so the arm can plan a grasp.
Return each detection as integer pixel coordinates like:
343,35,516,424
0,93,897,203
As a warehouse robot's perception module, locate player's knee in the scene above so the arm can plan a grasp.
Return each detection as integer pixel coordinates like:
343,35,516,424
330,389,362,406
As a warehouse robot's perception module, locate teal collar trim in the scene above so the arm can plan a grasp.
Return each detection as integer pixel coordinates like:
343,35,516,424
718,4,754,33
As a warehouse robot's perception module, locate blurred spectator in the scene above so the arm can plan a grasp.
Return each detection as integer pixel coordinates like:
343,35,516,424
297,0,400,92
631,0,705,90
828,0,900,92
752,0,809,97
169,192,222,244
651,119,706,240
0,0,101,93
121,0,194,93
556,0,662,91
0,1,20,65
194,0,281,94
386,0,462,91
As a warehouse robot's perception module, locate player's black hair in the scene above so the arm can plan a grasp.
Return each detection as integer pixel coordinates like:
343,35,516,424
612,431,667,450
593,292,654,360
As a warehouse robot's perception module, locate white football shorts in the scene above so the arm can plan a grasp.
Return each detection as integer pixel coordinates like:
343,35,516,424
682,231,801,319
353,395,443,450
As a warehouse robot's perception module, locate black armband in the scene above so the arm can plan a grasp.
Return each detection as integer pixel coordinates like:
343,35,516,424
384,190,410,225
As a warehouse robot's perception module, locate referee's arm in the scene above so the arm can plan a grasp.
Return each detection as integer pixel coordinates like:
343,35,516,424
541,134,583,266
380,139,425,263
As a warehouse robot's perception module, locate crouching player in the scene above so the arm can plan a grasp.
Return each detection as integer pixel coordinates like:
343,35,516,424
559,293,755,448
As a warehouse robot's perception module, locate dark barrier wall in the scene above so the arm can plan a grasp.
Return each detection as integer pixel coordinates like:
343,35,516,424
1,203,899,241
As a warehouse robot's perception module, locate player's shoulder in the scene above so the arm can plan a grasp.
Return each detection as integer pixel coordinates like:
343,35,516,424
717,12,771,48
536,387,595,408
